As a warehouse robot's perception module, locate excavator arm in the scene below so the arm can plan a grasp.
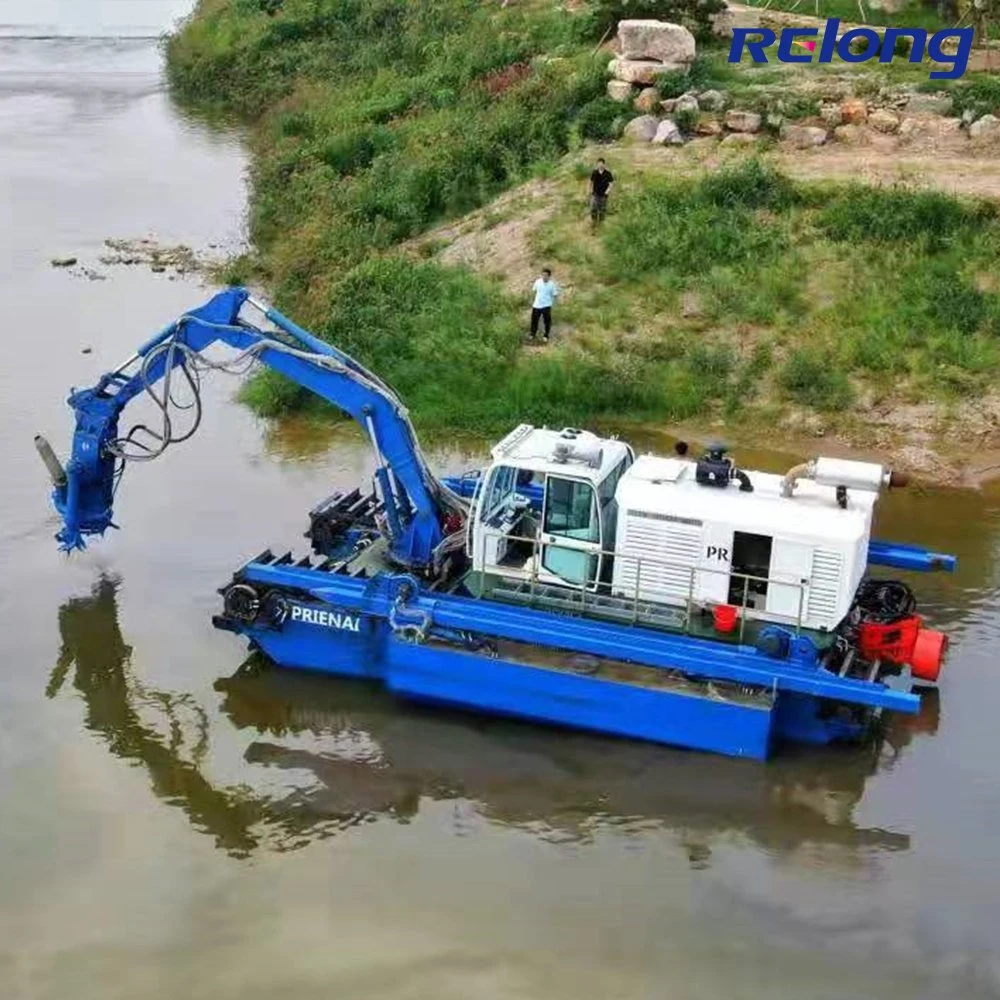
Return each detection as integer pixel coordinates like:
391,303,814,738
38,286,464,572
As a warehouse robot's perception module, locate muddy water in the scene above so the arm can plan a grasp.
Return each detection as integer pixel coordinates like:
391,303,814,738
3,8,1000,1000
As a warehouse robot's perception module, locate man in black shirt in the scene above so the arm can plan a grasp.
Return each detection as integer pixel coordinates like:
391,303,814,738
589,158,614,228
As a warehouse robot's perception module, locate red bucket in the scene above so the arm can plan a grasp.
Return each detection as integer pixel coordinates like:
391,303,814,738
713,604,739,634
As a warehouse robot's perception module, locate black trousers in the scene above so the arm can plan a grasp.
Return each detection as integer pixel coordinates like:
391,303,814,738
530,306,551,338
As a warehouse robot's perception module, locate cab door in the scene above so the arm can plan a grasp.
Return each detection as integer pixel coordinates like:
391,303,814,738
539,476,602,588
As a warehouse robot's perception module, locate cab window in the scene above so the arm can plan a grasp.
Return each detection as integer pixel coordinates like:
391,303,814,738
480,465,519,521
598,455,630,506
544,478,599,543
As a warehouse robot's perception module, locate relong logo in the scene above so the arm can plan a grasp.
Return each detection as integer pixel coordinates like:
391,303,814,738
729,18,974,79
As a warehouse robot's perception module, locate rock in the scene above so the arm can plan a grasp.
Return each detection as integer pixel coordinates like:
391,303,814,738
869,108,900,134
962,108,977,126
911,116,966,153
970,113,1000,142
724,109,761,133
819,81,852,102
833,124,869,145
618,19,696,64
781,123,827,148
151,264,167,273
904,92,954,116
694,116,723,137
721,132,760,147
895,117,964,150
840,97,868,125
634,86,661,113
623,114,660,142
710,6,761,38
653,119,685,145
674,93,700,116
606,79,632,103
50,256,77,267
609,57,689,86
819,102,843,127
660,98,677,113
698,89,726,112
81,346,92,354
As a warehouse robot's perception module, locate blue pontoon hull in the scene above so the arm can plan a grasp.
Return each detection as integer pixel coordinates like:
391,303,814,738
213,553,922,761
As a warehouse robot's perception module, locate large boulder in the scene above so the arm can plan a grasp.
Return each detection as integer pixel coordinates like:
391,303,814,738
606,79,633,103
618,20,696,64
609,57,688,85
970,113,1000,146
898,116,966,152
674,93,700,116
869,109,900,134
840,98,868,125
634,86,661,113
694,116,723,136
724,109,761,133
781,123,827,148
833,124,869,145
623,114,660,142
653,119,685,145
698,89,727,112
819,102,843,127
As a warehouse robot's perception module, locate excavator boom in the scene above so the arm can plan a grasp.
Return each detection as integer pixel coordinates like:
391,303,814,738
40,287,461,572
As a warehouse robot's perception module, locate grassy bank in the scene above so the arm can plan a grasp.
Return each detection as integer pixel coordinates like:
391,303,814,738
167,0,1000,441
167,0,621,307
245,157,1000,435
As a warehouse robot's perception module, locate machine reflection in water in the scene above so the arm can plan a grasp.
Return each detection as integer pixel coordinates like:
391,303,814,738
48,575,938,863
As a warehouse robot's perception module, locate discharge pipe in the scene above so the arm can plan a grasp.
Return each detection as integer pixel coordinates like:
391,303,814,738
34,434,67,488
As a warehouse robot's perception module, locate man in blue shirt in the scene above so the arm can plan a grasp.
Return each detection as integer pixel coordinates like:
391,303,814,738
530,267,559,343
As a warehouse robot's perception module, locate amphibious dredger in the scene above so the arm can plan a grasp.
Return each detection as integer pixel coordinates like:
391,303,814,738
39,288,957,760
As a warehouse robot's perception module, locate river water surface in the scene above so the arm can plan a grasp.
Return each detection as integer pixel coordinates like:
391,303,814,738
3,4,1000,999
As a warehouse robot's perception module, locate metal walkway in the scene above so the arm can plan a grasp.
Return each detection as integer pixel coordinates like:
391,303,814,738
486,576,690,632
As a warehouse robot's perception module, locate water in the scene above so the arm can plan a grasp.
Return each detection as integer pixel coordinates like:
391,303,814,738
2,5,1000,998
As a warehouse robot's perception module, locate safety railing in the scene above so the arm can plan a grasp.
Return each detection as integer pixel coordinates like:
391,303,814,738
472,525,809,641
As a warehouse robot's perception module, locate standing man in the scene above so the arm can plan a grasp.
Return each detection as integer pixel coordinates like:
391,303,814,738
589,157,614,228
529,267,559,343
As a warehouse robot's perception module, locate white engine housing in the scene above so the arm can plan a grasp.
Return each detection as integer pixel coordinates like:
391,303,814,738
611,455,881,631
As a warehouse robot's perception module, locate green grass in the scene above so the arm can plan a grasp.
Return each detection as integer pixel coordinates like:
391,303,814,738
240,256,691,432
533,159,1000,417
246,158,1000,429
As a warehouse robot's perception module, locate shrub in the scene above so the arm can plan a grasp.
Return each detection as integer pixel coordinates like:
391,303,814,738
698,158,797,210
656,69,692,99
778,349,853,410
576,96,626,140
951,75,1000,120
672,106,699,134
818,185,984,250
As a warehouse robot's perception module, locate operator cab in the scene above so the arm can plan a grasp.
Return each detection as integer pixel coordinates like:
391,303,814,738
468,424,633,589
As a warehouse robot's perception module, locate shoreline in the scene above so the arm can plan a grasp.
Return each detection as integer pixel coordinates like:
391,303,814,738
641,414,1000,489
